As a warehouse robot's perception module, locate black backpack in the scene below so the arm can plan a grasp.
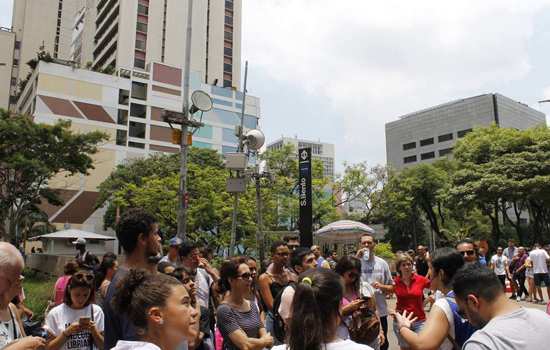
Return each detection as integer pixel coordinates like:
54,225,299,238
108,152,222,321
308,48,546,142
271,283,296,343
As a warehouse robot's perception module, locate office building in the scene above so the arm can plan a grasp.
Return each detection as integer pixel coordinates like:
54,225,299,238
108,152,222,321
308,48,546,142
92,0,241,89
267,137,335,179
385,93,546,170
71,0,96,66
15,60,260,233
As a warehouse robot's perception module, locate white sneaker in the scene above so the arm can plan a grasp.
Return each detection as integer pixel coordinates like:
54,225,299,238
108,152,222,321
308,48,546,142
516,296,521,302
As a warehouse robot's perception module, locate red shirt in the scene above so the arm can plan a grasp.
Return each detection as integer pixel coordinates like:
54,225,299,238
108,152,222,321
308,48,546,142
394,274,430,321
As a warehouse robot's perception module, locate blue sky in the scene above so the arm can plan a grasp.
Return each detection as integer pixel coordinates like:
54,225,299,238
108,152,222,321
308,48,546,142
3,0,550,174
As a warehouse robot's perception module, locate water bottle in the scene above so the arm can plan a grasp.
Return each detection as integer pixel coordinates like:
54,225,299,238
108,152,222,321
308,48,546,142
362,248,370,262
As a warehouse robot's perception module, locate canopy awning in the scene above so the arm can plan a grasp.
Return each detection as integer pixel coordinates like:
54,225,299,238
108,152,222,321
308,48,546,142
30,229,115,241
314,220,375,242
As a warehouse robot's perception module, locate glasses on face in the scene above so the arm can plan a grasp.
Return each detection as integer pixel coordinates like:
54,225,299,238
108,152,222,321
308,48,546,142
73,272,94,282
237,272,252,280
461,250,475,256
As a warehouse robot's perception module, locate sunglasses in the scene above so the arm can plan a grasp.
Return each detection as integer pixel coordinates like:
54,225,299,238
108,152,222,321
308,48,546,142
461,250,475,256
237,272,252,280
73,272,94,282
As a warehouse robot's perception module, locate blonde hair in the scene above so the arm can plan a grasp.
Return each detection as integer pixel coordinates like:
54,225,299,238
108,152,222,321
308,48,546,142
395,253,413,276
0,242,24,271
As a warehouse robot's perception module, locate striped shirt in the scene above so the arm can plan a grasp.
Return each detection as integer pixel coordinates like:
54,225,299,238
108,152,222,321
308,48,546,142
217,303,262,350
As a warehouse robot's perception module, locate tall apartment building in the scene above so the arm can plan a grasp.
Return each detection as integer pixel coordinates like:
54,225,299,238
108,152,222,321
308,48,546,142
15,60,260,233
92,0,241,89
385,93,546,170
0,27,16,110
8,0,85,108
71,0,96,66
267,137,336,179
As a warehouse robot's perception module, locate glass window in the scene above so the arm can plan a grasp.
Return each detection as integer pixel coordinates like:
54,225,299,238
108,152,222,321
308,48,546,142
194,125,213,139
136,21,147,32
213,98,232,107
223,80,232,88
129,122,146,138
403,155,417,164
203,109,239,125
192,141,212,149
243,115,258,129
116,130,127,146
222,128,238,143
131,82,147,100
138,4,148,15
212,85,233,98
224,63,232,72
222,145,237,154
128,141,145,149
439,148,453,157
224,31,232,40
119,89,129,105
420,137,434,146
225,16,233,25
421,152,435,160
134,58,146,69
457,129,472,138
235,91,244,100
135,39,146,51
117,109,128,125
235,103,242,110
438,133,453,142
130,103,146,118
402,142,416,150
224,47,232,56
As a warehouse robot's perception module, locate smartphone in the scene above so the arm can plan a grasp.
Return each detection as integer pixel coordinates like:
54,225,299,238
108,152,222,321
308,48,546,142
79,316,91,326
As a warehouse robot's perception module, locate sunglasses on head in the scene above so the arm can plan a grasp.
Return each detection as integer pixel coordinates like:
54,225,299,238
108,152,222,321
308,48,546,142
461,250,475,256
73,272,94,282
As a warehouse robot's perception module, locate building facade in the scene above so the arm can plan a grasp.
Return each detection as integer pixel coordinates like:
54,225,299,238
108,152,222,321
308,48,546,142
385,93,546,170
0,27,15,110
267,137,336,179
16,60,260,234
92,0,241,89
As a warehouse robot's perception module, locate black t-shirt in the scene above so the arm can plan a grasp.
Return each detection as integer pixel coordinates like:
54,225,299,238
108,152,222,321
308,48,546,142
103,268,137,349
415,257,429,277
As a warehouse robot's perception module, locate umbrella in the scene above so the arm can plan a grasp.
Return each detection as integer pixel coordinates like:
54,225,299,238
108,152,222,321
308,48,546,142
314,220,375,243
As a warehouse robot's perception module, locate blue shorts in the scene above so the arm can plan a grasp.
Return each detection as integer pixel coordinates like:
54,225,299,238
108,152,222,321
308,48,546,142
393,319,425,348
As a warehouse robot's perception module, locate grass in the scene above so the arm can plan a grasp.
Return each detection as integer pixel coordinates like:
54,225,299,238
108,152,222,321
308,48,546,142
22,269,56,322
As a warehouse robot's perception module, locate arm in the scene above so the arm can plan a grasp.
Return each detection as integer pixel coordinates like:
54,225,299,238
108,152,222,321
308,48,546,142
257,274,274,311
4,337,46,350
200,258,220,282
88,322,104,350
227,329,273,350
395,303,450,350
45,323,81,350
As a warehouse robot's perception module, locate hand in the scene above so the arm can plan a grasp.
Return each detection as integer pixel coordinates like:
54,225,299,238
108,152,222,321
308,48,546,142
427,295,435,305
13,336,46,349
343,299,365,314
262,333,274,348
63,322,81,336
356,248,368,258
378,332,385,346
371,281,382,290
198,257,210,269
81,320,97,332
391,310,417,332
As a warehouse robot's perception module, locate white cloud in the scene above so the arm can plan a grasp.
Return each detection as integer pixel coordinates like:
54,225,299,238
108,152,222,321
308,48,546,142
243,0,550,165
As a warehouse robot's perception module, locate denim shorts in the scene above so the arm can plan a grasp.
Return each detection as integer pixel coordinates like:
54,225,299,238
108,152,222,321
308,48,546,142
393,319,425,348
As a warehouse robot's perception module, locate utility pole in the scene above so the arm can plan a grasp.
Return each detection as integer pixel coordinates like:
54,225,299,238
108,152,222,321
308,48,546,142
253,164,267,265
177,0,194,239
229,61,248,256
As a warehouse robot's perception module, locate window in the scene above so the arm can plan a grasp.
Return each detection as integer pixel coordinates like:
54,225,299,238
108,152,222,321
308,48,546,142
403,155,417,164
212,98,232,107
243,115,258,129
438,133,453,142
131,82,147,100
128,141,145,149
119,89,130,105
225,16,233,25
14,41,20,49
457,128,472,138
224,63,232,73
222,145,237,154
420,137,434,146
130,103,146,118
223,80,232,88
117,109,128,125
439,148,453,157
135,39,146,51
13,59,19,66
116,130,127,146
224,48,232,56
138,4,148,15
136,21,148,32
224,31,232,40
129,122,146,138
402,142,416,151
222,128,238,143
421,152,435,160
10,77,17,86
134,57,146,69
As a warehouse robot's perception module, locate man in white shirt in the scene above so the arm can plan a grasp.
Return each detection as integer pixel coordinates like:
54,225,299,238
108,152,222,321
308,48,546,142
454,264,550,350
529,243,550,303
489,247,510,291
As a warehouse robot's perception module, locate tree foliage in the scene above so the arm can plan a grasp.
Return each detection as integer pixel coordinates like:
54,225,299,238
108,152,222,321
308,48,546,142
0,110,108,242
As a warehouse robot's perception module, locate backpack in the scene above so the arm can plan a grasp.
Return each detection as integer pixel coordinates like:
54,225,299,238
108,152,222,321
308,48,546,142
271,283,295,343
445,293,477,349
347,302,381,345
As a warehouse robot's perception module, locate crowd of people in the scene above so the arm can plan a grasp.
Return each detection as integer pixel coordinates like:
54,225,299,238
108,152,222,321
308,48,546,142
1,208,550,350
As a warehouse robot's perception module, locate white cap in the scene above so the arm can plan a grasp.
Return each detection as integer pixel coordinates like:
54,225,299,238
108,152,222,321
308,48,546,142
72,237,87,245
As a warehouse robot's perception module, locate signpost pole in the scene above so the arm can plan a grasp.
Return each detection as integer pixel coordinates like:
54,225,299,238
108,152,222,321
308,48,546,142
298,147,313,247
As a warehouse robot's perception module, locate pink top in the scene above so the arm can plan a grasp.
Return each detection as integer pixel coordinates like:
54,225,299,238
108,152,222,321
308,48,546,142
54,275,71,305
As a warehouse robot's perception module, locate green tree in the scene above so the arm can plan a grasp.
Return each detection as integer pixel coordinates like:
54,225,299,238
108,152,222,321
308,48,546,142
0,110,108,242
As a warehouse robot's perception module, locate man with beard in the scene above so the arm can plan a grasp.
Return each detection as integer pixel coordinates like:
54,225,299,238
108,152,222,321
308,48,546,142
103,208,162,349
454,264,550,350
